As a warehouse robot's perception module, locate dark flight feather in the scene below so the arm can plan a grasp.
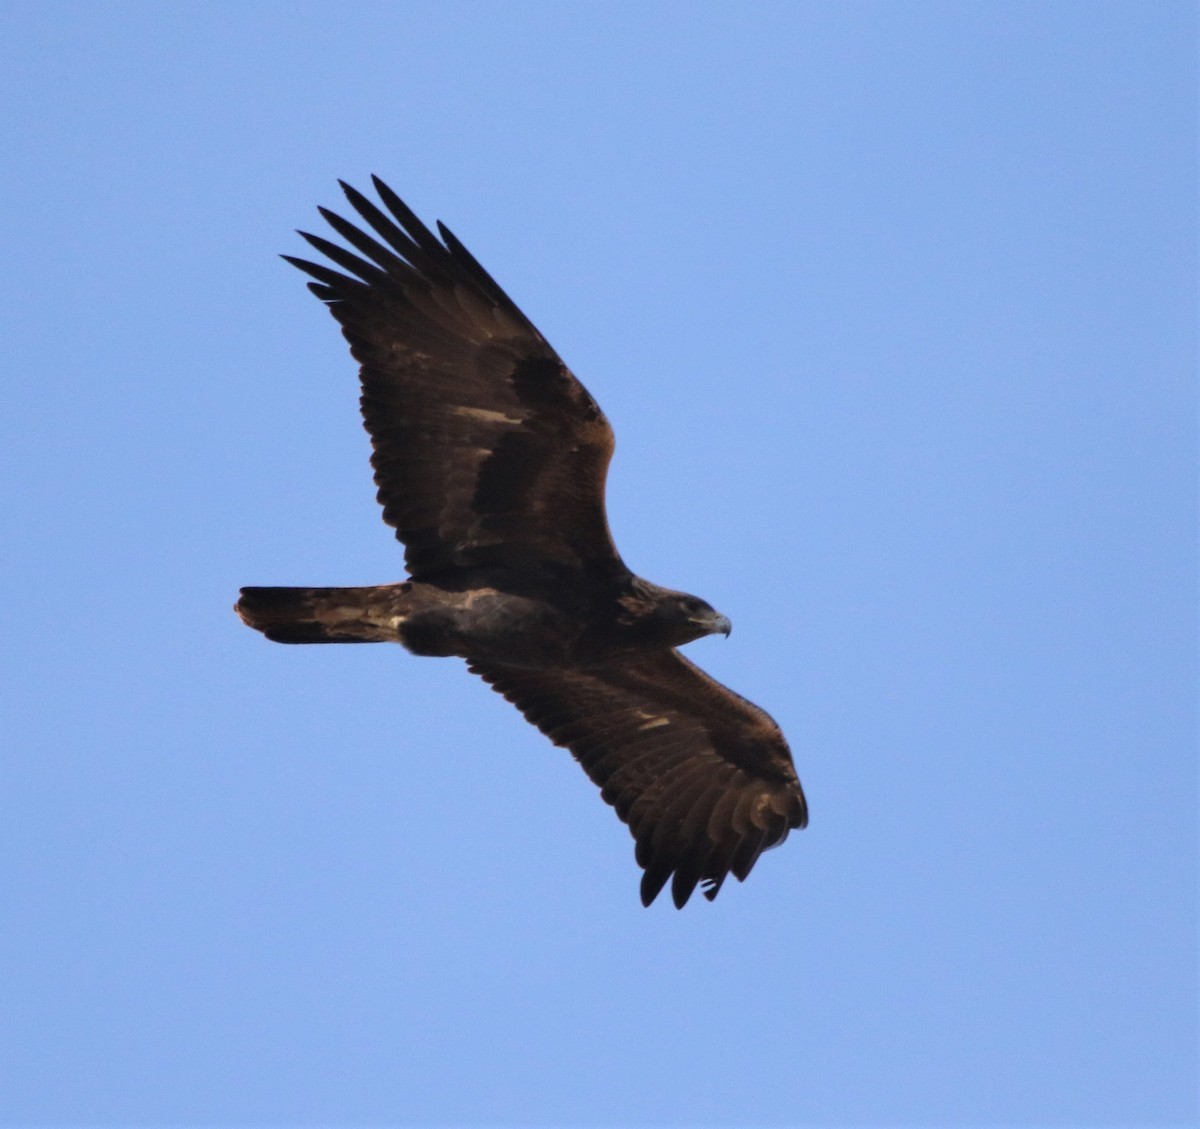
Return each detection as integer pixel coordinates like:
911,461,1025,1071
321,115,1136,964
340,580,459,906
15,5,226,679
469,651,805,908
237,178,808,906
291,180,618,579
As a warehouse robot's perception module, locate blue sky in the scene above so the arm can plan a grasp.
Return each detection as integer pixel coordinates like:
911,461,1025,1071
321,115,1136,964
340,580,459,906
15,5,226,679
1,2,1195,1125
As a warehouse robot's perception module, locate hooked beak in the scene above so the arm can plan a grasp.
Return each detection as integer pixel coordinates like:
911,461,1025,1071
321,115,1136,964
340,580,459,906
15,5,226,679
684,604,732,639
710,612,733,638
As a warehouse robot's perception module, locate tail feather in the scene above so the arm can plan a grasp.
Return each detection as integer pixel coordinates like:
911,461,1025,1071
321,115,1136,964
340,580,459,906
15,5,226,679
235,585,408,644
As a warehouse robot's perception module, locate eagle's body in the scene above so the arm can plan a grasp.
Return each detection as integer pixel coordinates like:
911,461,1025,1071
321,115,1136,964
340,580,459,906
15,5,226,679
241,569,724,663
237,178,807,907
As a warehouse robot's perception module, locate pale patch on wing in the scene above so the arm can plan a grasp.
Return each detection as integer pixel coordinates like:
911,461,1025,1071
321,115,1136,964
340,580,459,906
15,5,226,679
449,404,524,425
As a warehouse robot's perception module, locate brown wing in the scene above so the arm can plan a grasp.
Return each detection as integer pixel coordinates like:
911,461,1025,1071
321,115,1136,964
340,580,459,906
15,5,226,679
285,177,619,579
470,651,807,907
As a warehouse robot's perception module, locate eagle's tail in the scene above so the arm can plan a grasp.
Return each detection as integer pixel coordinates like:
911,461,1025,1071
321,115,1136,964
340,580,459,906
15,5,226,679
235,584,410,644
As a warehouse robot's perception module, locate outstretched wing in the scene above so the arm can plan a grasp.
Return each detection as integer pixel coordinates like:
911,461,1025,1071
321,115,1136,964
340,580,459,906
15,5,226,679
286,177,619,579
470,651,807,907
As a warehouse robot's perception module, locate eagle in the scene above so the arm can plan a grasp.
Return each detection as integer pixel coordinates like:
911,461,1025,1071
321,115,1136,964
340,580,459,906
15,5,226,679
236,178,807,907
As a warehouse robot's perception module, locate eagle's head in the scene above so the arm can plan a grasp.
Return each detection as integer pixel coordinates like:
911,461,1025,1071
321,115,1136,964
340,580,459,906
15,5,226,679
620,580,732,647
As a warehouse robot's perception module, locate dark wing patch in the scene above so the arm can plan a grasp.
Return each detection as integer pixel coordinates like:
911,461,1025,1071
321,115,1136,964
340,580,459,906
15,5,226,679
469,651,807,907
286,177,619,578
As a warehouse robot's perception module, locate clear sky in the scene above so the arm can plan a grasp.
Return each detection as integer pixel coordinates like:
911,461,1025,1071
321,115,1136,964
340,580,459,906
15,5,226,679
1,2,1195,1126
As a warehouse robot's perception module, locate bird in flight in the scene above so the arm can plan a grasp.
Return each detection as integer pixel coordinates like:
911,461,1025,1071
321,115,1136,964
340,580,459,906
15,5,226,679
236,178,807,907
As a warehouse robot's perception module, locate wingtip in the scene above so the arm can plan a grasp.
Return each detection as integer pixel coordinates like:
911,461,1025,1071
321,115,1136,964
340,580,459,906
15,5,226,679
639,861,672,908
293,229,324,254
671,879,697,910
338,179,370,210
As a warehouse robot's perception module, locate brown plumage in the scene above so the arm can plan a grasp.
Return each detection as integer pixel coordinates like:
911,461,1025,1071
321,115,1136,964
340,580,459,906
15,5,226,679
236,177,807,907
